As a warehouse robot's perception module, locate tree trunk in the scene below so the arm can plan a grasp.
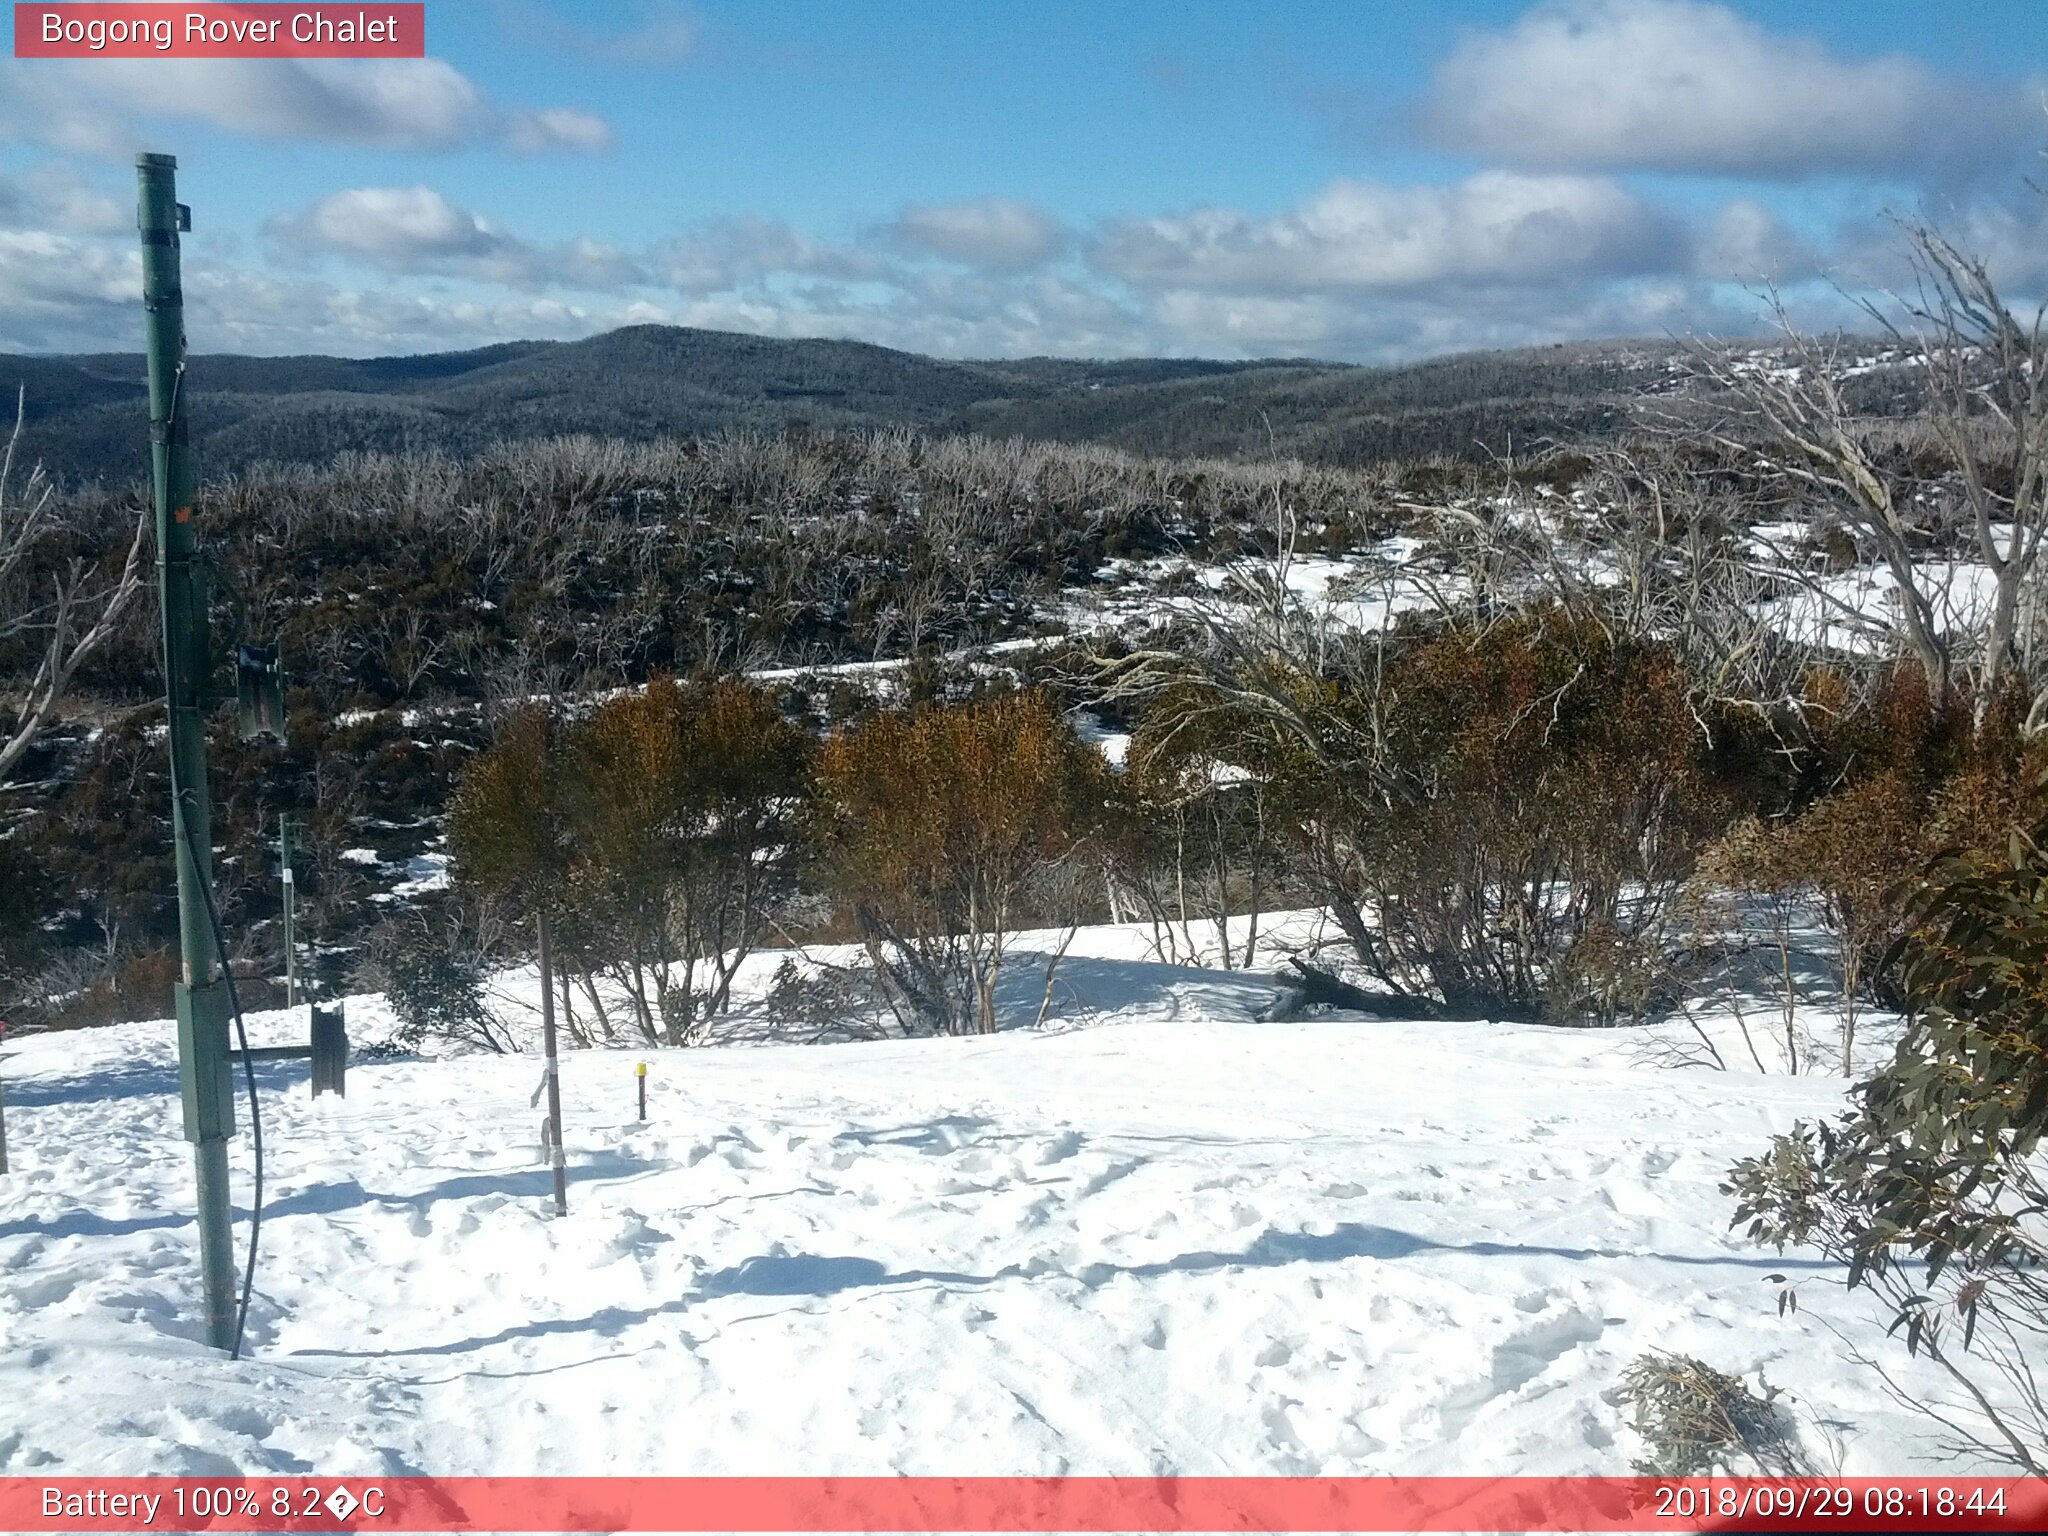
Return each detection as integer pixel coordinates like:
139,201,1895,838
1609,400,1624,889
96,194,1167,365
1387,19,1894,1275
538,909,567,1217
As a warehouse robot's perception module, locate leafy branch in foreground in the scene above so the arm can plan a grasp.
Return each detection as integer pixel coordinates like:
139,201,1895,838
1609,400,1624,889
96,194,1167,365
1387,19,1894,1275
1724,775,2048,1472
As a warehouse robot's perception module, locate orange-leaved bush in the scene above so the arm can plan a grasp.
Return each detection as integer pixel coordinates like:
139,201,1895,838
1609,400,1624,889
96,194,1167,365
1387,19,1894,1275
811,690,1111,1034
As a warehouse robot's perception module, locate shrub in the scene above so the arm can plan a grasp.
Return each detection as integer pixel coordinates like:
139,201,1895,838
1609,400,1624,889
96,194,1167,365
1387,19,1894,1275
370,917,508,1055
1701,675,2045,1070
0,834,49,1010
16,943,178,1033
811,690,1111,1034
1119,684,1301,968
1303,612,1736,1022
449,705,570,913
1724,776,2048,1471
1705,773,1928,1073
451,680,809,1047
562,675,808,1045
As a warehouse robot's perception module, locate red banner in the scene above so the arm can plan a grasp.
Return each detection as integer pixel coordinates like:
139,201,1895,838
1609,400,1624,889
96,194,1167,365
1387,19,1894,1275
4,1476,2046,1532
13,4,424,58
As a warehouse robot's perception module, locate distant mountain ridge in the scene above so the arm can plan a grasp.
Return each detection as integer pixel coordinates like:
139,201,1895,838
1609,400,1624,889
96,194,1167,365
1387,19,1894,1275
3,324,1692,487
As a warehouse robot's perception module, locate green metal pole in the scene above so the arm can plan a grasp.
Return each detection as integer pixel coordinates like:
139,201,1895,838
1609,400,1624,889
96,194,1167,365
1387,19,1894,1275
279,813,297,1008
139,152,237,1354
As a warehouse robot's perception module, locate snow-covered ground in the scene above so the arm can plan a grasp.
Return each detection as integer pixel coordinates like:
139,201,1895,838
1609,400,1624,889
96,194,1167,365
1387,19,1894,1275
0,920,1957,1479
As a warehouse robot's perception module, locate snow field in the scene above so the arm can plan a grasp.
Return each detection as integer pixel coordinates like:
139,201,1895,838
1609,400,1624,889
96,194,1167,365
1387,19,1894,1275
0,940,1954,1478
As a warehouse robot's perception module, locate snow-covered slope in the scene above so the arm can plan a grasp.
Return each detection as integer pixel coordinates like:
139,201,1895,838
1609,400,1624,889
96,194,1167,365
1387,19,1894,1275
0,949,1948,1477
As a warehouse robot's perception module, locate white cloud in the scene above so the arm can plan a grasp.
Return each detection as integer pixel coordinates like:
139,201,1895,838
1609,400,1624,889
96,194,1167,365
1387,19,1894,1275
656,218,889,291
0,209,1812,362
277,186,502,262
1420,0,2037,179
1692,199,1813,283
889,198,1067,269
1136,274,1761,360
0,168,129,237
1949,198,2048,293
270,187,643,289
8,149,2035,366
0,57,612,156
1830,192,2048,297
1092,172,1683,293
505,106,615,155
0,230,140,350
182,275,646,356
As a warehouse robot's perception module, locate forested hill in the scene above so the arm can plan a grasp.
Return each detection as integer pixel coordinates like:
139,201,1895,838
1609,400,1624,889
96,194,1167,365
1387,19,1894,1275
2,324,1685,488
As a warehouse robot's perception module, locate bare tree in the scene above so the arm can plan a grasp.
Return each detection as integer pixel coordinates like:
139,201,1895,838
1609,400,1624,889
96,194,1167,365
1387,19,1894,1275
1687,213,2048,732
0,391,151,782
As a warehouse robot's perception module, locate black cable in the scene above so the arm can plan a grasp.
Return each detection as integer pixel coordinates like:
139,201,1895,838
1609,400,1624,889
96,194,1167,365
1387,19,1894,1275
177,797,262,1362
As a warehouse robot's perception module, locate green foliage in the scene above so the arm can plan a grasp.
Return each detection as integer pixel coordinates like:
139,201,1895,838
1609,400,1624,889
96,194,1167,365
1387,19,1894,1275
1724,775,2048,1471
1872,790,2048,1277
371,918,506,1055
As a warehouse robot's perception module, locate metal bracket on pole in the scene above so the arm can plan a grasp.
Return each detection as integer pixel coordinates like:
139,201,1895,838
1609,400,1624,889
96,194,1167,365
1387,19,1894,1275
175,981,235,1143
236,642,286,740
309,1004,347,1098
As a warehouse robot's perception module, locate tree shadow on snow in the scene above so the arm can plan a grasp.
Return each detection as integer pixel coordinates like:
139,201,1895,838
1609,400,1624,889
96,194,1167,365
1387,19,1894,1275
1,1054,307,1109
830,1115,1002,1152
0,1150,663,1242
284,1221,1839,1366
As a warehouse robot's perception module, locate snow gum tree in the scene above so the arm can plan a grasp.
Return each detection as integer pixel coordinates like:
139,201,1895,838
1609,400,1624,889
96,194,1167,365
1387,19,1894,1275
0,392,150,783
1693,213,2048,734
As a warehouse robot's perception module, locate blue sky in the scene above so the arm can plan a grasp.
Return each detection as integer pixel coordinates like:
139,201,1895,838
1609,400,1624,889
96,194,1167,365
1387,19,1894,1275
2,0,2044,359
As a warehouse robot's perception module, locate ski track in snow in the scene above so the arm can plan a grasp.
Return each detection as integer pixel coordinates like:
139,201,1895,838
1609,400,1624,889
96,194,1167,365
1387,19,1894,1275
0,949,1948,1476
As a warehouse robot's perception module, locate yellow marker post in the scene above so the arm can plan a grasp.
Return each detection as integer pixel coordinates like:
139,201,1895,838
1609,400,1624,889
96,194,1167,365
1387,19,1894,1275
636,1061,648,1122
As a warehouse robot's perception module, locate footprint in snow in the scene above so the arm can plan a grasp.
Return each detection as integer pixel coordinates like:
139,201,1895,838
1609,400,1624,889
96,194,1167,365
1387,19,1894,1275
1078,1158,1142,1198
1036,1129,1084,1165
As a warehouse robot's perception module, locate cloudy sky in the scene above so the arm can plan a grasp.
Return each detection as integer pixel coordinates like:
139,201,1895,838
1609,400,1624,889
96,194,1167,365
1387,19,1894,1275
2,0,2044,360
